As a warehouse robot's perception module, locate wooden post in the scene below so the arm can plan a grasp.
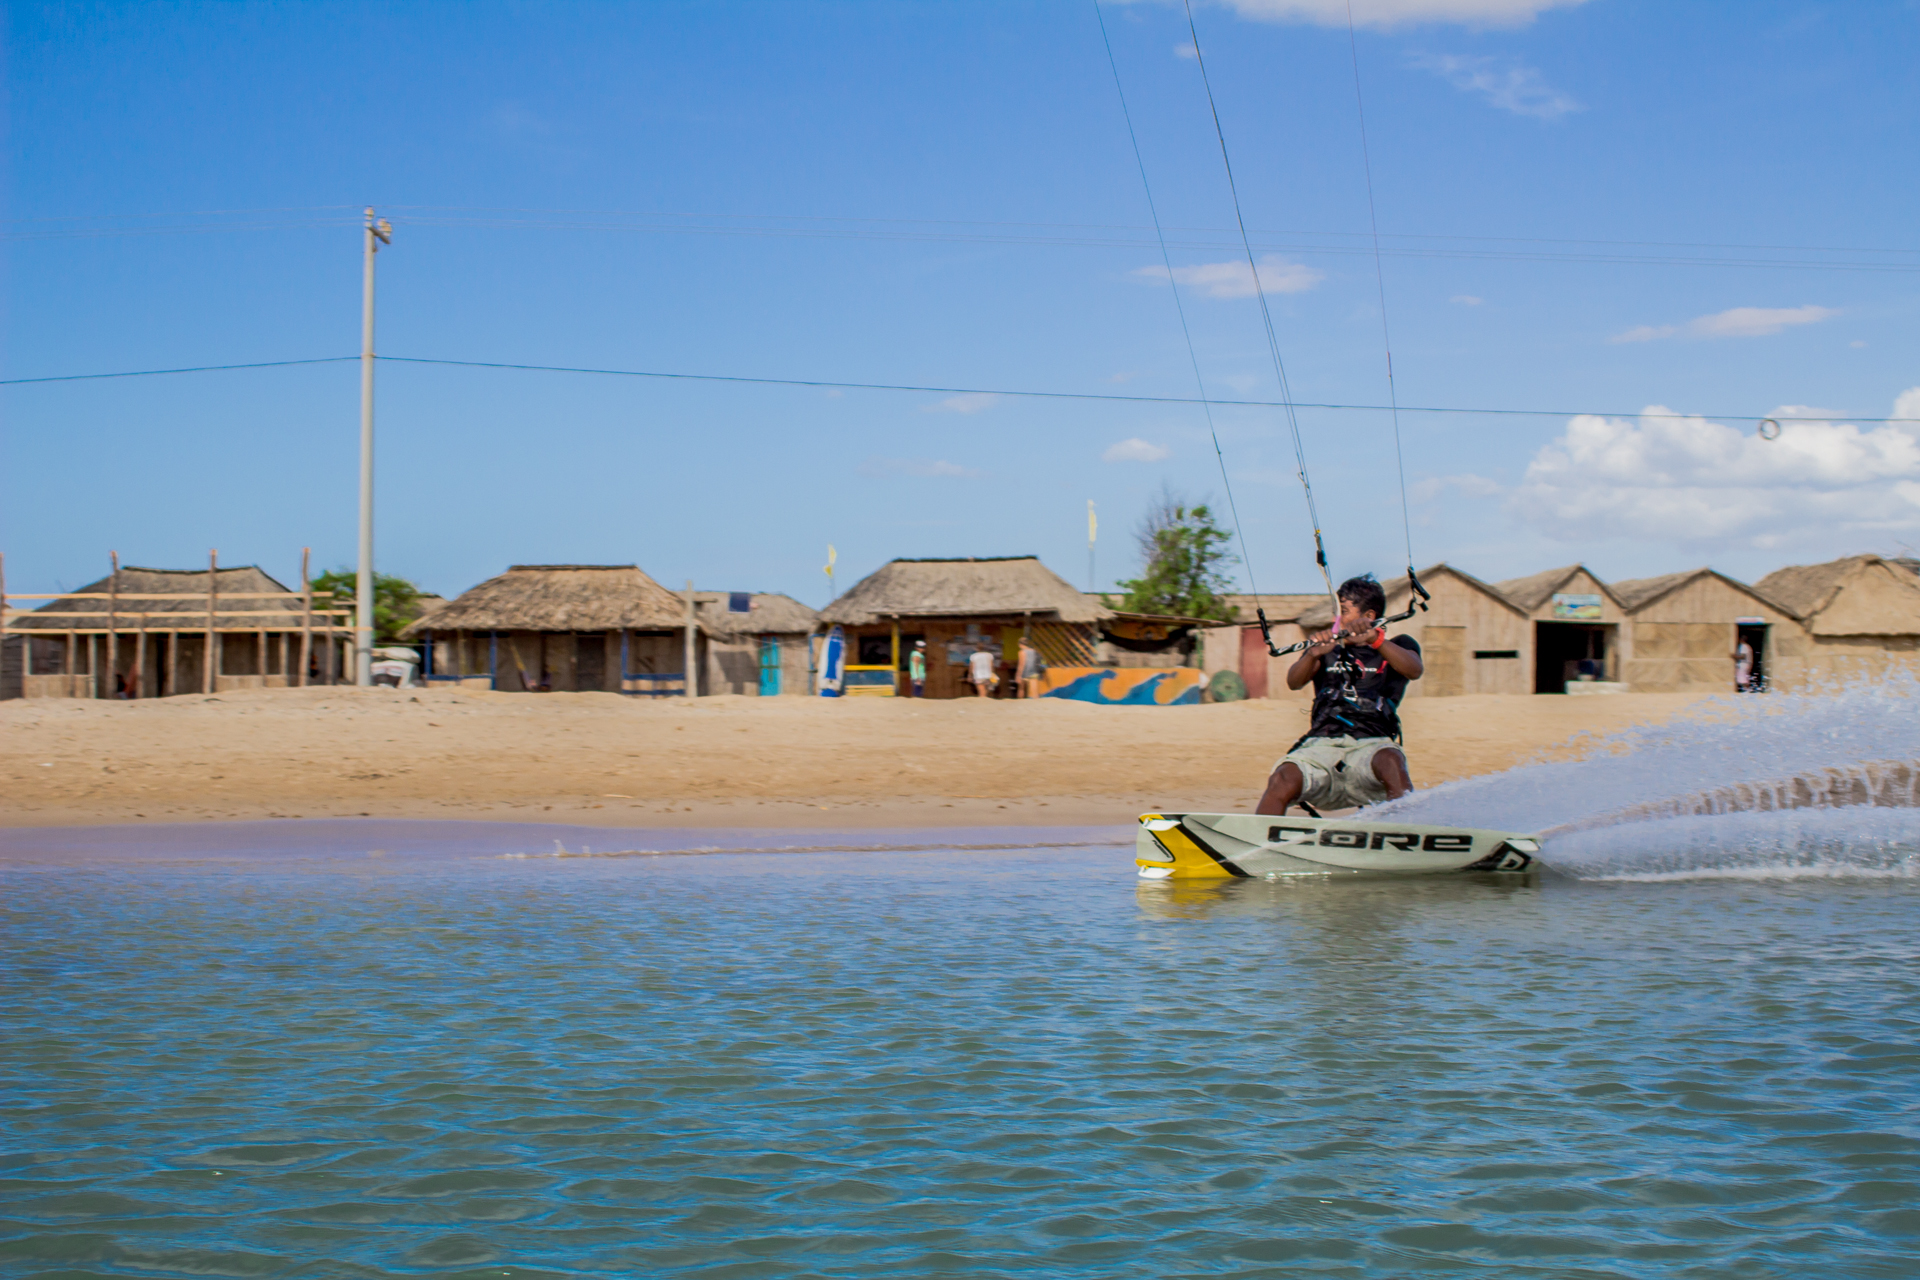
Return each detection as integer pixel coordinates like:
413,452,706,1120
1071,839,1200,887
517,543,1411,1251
204,550,218,693
891,618,901,694
298,547,312,688
107,551,119,698
0,551,7,700
621,629,630,696
134,615,147,699
684,580,697,698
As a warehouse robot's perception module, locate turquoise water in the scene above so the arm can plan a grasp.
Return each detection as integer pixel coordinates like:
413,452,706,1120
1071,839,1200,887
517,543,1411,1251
3,822,1918,1278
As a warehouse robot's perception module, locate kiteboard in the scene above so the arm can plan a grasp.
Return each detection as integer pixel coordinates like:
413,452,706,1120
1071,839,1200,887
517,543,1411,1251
1137,811,1538,879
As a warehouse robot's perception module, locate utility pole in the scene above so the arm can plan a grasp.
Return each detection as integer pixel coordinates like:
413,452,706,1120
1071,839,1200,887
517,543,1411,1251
357,207,392,686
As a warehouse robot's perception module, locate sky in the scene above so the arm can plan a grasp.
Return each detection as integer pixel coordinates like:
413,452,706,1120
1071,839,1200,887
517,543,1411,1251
5,0,1918,603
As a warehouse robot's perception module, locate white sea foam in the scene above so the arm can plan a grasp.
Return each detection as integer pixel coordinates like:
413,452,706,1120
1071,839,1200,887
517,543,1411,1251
1377,673,1920,880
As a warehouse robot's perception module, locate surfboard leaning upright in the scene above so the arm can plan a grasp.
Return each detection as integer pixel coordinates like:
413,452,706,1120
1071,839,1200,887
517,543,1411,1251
1137,812,1539,878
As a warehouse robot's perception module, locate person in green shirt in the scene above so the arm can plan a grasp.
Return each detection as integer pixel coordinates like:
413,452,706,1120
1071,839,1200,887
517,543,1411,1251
908,639,927,697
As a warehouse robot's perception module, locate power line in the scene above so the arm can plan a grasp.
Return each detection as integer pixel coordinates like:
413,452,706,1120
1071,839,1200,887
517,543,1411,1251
4,353,1913,425
0,357,358,385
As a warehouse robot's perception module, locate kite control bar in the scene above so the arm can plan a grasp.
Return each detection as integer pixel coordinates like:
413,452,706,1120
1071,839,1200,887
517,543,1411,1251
1254,567,1432,659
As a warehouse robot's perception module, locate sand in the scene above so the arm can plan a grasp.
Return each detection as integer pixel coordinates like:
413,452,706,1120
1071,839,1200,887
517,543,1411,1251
0,686,1718,829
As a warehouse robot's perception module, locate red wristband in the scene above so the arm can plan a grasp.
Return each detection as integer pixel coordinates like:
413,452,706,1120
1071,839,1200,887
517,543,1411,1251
1369,630,1386,650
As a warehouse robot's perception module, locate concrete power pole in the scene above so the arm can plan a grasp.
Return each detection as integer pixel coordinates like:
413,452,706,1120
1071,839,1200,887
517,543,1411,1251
357,207,392,686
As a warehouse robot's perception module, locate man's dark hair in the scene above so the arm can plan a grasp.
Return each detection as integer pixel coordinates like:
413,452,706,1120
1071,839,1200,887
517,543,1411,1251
1337,574,1387,619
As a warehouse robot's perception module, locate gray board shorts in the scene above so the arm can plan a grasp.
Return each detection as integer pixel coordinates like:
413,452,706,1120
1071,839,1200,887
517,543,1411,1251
1273,735,1401,810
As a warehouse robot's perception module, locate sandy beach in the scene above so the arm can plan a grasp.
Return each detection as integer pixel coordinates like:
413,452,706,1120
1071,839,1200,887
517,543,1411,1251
0,686,1716,828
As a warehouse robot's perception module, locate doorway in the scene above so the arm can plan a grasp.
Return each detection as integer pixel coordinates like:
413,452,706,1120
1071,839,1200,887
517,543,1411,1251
575,633,606,691
758,637,782,696
1535,622,1613,693
1735,623,1768,692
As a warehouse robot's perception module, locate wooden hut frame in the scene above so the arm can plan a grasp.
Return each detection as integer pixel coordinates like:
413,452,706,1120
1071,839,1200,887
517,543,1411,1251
1,550,351,699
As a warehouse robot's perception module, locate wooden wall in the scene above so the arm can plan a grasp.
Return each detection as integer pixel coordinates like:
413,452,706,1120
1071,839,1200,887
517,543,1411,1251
1387,569,1531,697
1623,576,1800,692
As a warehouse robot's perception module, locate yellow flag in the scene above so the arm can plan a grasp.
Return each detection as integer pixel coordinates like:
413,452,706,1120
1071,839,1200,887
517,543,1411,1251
824,545,837,576
1088,501,1097,546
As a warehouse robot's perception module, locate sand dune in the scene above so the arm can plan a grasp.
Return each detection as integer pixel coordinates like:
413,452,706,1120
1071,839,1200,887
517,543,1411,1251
0,686,1719,829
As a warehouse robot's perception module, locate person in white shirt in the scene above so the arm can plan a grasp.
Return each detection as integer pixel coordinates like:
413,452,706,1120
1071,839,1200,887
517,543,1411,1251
1733,639,1754,692
967,646,999,697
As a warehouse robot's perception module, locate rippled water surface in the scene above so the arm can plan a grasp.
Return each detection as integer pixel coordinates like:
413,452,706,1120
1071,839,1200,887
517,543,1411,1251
4,824,1919,1278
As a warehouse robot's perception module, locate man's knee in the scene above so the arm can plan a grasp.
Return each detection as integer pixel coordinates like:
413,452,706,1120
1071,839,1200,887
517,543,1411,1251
1371,747,1412,790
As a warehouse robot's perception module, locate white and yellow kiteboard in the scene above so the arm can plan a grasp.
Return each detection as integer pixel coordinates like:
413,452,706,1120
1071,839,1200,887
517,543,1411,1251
1137,811,1539,879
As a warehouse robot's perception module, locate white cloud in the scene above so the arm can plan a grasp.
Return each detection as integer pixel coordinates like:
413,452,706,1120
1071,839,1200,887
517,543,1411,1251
858,457,982,479
1611,305,1838,344
1451,294,1484,306
1133,254,1323,299
920,392,1000,414
1218,0,1588,29
1104,438,1171,463
1692,305,1839,338
1509,392,1920,547
1411,472,1502,501
1174,41,1198,58
1411,53,1579,118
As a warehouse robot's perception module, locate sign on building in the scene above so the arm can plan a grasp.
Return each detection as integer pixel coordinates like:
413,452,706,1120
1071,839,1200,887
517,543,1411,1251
1551,593,1603,620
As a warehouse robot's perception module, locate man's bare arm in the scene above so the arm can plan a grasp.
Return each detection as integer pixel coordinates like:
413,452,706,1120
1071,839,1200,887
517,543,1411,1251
1380,634,1423,679
1285,631,1338,690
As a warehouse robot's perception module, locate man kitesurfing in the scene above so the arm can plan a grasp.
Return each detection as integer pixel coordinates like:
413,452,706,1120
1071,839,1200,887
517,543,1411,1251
1256,575,1422,816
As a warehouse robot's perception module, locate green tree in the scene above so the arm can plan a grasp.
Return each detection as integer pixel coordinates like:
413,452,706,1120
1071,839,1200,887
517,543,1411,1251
1110,491,1237,620
310,569,426,644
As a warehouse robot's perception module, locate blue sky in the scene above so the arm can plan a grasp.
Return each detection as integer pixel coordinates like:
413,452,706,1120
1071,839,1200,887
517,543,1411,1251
5,0,1917,602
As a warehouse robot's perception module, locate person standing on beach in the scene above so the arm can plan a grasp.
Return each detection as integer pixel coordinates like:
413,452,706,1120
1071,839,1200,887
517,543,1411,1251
1256,574,1423,815
1733,638,1754,693
967,645,998,698
1017,637,1045,699
909,640,927,697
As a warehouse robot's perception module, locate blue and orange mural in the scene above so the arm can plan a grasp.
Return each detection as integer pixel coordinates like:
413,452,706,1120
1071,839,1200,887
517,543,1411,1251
1039,666,1206,706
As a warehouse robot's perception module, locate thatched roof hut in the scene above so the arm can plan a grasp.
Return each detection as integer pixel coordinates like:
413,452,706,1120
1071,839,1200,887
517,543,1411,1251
400,565,687,635
821,556,1106,626
10,565,311,630
1610,567,1789,615
1494,564,1624,614
695,592,820,638
1754,555,1920,635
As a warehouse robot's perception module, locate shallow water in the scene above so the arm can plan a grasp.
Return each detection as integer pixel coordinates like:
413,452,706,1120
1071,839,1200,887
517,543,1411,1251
4,824,1919,1278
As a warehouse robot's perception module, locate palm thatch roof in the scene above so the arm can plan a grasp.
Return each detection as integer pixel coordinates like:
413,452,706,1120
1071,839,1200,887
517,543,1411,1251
1608,567,1787,615
1495,564,1622,612
1751,554,1920,626
11,565,311,630
821,556,1107,626
696,592,821,638
403,564,688,635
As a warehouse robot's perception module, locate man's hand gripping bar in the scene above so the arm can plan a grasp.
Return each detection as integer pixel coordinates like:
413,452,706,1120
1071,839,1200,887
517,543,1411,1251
1254,567,1432,659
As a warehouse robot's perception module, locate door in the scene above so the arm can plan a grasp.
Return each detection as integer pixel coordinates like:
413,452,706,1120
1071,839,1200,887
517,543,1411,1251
575,633,606,691
758,637,781,696
1535,623,1612,693
1238,626,1270,699
1422,626,1466,697
1735,623,1767,691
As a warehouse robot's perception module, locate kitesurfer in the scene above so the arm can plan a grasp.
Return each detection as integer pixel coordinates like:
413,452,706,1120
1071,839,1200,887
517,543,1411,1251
1256,575,1423,815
